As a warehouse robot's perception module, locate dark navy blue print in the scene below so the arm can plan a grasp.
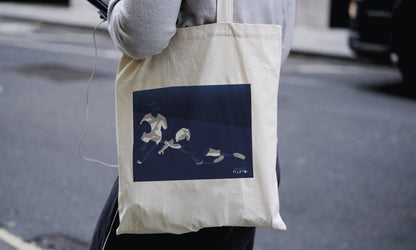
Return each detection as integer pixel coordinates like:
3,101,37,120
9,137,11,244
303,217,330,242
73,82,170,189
133,84,253,182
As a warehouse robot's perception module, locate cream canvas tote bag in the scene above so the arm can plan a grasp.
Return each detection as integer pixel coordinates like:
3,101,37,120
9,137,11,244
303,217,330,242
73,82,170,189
115,0,286,234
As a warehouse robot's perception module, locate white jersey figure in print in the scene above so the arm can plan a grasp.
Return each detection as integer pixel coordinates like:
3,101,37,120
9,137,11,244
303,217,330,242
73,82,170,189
158,128,246,165
140,113,167,144
137,104,167,165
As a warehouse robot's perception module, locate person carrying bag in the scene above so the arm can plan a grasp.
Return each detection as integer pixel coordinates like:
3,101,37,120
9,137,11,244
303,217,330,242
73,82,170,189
90,0,295,249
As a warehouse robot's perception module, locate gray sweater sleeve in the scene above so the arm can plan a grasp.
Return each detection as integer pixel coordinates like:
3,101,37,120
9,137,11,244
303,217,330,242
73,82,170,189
108,0,295,61
108,0,182,60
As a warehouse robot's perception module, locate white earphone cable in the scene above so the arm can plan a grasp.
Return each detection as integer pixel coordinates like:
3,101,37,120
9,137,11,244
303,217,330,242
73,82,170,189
78,19,118,168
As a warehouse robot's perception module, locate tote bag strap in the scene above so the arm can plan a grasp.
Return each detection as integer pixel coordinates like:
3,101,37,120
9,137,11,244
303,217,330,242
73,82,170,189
217,0,234,23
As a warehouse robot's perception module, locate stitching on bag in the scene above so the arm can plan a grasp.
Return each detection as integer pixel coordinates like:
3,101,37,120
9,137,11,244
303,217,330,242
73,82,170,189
170,24,281,44
171,33,280,45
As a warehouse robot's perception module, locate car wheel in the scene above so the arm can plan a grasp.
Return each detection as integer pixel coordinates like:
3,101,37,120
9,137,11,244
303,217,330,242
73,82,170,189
397,50,415,84
392,0,416,84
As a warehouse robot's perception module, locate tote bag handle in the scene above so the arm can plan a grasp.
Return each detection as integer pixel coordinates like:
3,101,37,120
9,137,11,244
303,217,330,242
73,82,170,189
217,0,234,23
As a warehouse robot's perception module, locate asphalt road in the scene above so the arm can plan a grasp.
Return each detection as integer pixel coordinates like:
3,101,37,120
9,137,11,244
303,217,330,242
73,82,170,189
0,18,415,250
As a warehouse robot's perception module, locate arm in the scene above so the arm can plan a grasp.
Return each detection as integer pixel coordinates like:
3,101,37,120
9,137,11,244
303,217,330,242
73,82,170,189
107,0,182,60
281,0,296,63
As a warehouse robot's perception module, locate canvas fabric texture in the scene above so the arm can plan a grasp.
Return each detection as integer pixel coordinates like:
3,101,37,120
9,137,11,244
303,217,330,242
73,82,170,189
115,0,286,235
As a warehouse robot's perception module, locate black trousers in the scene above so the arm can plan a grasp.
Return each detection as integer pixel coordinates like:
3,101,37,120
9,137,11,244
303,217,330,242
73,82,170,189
89,177,256,250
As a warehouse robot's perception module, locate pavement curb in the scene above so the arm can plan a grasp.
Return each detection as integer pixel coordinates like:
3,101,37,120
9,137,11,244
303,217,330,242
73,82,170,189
0,1,107,31
0,14,108,34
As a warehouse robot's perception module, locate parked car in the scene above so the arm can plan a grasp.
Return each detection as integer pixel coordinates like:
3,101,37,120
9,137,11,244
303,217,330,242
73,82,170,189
347,0,415,83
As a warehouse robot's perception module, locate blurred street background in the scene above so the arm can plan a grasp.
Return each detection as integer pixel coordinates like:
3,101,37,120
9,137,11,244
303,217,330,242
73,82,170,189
0,0,415,250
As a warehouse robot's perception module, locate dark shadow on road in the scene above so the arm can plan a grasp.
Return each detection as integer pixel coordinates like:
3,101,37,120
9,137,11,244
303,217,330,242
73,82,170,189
359,80,416,101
